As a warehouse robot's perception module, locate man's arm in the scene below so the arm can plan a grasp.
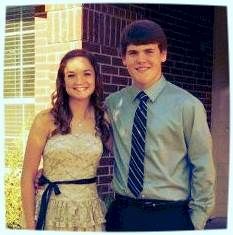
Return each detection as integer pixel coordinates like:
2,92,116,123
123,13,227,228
183,98,216,229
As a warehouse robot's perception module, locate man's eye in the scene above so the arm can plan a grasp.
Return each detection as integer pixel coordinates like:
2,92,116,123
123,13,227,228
146,50,155,54
128,51,137,55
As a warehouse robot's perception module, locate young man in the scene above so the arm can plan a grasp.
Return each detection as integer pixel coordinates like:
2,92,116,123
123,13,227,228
105,19,216,231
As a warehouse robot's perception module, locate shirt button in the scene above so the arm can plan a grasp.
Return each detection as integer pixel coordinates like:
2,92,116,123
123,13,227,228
141,194,145,198
152,203,156,207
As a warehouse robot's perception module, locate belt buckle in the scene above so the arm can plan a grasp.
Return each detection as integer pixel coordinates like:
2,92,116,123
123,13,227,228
143,201,156,208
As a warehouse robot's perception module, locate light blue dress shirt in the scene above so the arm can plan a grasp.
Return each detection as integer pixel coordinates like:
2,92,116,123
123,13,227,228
105,75,216,230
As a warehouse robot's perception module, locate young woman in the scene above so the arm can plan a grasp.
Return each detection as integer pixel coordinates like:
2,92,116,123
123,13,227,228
21,49,111,231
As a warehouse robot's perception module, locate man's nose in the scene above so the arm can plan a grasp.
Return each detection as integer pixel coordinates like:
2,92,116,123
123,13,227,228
136,52,147,63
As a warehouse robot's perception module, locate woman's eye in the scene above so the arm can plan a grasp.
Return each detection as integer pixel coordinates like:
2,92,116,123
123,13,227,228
84,73,92,76
67,74,75,78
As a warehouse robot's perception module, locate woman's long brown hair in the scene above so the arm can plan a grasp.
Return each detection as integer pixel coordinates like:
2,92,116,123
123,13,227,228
50,49,110,147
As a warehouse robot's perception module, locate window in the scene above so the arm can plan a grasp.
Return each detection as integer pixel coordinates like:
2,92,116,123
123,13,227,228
4,6,35,156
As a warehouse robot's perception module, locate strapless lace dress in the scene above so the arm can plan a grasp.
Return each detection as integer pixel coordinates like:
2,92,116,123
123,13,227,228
35,133,106,231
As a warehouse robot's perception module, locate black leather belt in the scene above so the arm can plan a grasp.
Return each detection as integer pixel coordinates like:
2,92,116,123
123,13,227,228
115,193,188,209
36,174,97,230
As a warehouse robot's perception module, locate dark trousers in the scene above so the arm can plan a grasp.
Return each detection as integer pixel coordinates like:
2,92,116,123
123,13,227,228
105,194,195,231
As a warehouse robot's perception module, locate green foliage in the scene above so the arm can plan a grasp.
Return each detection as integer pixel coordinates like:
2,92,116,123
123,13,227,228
5,169,23,229
5,140,23,169
5,142,23,229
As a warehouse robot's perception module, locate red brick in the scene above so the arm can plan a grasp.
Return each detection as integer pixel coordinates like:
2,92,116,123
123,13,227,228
115,18,121,47
95,53,111,64
102,46,117,56
99,15,105,44
97,184,109,193
104,15,110,46
106,4,114,14
101,65,118,75
89,10,94,42
82,41,100,53
110,167,113,174
102,74,111,83
112,76,129,86
99,156,114,166
94,12,100,43
112,57,123,66
95,4,102,12
98,175,113,184
119,68,129,77
103,84,118,93
110,17,116,47
97,166,109,175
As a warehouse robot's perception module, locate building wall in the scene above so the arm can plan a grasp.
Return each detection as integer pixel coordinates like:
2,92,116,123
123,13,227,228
34,4,83,114
211,7,229,218
82,4,214,124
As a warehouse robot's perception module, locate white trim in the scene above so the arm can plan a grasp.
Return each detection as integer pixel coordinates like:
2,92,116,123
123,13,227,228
3,98,35,104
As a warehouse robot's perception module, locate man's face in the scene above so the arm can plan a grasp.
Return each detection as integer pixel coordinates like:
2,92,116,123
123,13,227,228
122,43,167,90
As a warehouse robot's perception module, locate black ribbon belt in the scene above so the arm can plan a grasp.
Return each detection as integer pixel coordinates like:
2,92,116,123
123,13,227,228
115,193,188,209
36,174,97,230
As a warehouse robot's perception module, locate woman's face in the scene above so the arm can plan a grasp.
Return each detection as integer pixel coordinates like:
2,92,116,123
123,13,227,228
64,57,96,101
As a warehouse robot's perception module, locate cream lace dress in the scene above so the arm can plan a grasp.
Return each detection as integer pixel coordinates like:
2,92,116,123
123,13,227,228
35,132,106,231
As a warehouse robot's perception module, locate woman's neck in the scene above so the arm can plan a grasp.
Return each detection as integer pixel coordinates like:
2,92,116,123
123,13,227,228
69,98,92,120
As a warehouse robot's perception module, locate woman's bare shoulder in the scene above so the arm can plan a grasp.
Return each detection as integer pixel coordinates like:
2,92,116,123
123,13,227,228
32,109,55,132
36,109,53,120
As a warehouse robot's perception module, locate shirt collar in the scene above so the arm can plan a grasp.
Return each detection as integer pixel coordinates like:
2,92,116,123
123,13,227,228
128,75,167,103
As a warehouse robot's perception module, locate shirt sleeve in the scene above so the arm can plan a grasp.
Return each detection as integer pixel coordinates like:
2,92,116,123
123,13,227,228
183,98,216,230
105,96,113,121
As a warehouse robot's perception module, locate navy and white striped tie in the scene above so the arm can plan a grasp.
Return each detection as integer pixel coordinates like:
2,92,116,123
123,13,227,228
127,91,149,198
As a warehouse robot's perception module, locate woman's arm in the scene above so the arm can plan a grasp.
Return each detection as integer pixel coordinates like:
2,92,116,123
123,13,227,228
20,110,52,229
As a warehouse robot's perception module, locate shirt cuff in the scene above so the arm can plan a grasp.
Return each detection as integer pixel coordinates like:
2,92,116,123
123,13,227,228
190,207,209,230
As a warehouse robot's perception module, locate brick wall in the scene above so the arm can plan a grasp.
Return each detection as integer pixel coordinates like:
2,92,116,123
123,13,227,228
82,4,214,125
82,3,215,199
34,4,83,114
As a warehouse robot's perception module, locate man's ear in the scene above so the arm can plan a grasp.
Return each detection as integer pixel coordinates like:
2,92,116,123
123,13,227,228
161,50,167,63
122,56,126,66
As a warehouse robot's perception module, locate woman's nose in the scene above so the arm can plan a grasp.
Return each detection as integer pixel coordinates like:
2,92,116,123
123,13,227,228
74,75,83,83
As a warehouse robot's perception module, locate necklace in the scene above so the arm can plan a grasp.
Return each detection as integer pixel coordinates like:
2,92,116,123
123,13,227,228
77,121,84,127
74,114,93,128
71,107,94,129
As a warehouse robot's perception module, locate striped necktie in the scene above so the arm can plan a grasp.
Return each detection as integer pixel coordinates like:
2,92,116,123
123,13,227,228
127,91,149,198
